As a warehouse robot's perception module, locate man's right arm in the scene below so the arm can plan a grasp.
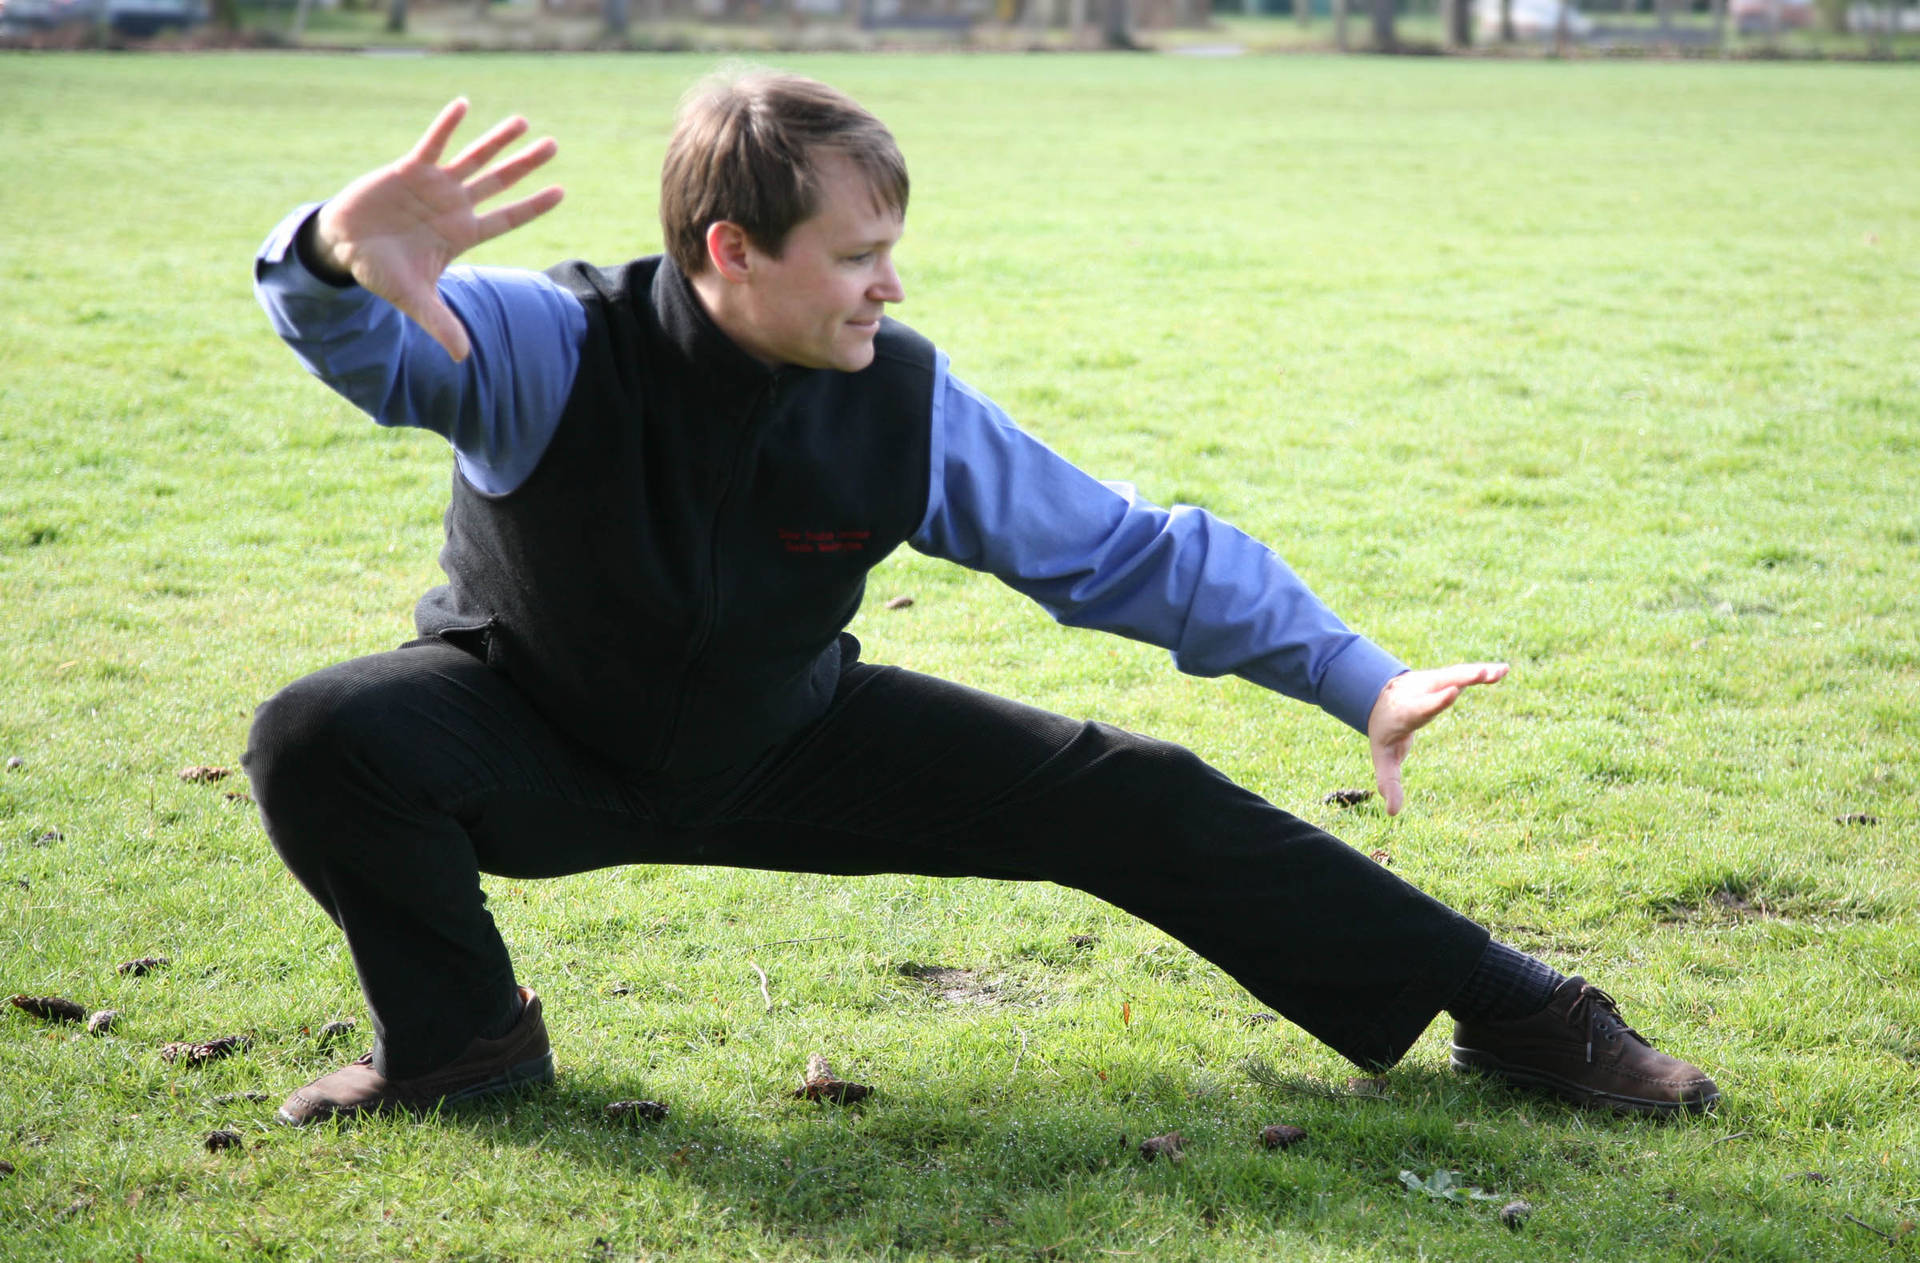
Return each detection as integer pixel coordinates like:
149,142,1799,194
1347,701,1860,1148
254,202,586,495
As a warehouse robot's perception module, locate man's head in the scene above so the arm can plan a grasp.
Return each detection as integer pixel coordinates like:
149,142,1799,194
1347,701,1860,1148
664,70,909,372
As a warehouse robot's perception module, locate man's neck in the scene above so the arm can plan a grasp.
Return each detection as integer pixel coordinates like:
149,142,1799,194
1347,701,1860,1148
689,268,779,369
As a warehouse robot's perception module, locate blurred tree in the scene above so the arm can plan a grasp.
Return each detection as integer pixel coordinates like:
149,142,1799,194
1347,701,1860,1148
386,0,406,32
1333,0,1348,45
1102,0,1132,44
605,0,629,33
1370,0,1394,46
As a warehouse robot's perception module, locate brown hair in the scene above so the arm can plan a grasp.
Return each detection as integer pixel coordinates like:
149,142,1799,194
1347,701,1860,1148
660,68,909,276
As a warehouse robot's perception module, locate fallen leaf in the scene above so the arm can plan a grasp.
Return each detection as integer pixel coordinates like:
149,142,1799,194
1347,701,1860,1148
36,829,62,845
794,1054,873,1104
604,1099,670,1122
161,1034,251,1066
1788,1171,1829,1183
1369,849,1392,866
210,1091,272,1105
1138,1131,1185,1163
883,595,915,610
1347,1076,1390,1097
4,757,21,771
1068,933,1099,949
203,1129,243,1153
222,791,253,805
86,1009,119,1036
1121,1001,1132,1027
177,766,232,784
1835,813,1879,826
116,956,171,977
1260,1124,1307,1150
8,994,87,1024
1322,788,1373,808
1500,1199,1532,1229
1241,1011,1279,1027
0,1160,14,1178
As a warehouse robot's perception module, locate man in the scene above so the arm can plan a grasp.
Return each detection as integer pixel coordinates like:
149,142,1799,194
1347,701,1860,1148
248,71,1717,1126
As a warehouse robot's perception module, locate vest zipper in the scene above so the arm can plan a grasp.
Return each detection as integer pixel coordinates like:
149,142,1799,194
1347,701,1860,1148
650,371,782,771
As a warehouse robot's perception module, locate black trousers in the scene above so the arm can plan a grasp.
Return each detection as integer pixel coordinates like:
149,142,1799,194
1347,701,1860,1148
244,635,1490,1080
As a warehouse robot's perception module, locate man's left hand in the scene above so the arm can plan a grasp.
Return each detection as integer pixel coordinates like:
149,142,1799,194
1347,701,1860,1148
1367,663,1509,816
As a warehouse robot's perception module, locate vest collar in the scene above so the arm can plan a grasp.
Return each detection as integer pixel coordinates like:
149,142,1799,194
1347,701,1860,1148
650,255,781,403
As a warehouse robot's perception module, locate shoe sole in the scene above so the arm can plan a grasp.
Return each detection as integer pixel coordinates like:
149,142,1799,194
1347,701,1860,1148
1450,1045,1719,1116
275,1050,557,1126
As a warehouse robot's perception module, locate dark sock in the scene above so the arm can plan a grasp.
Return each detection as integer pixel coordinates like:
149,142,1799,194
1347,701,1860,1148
480,988,525,1040
1446,940,1565,1023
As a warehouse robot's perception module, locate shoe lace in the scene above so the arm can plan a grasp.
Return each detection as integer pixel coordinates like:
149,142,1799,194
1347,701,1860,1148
1566,984,1651,1064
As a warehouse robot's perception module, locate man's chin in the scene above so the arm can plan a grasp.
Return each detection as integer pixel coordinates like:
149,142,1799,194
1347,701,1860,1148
831,342,878,373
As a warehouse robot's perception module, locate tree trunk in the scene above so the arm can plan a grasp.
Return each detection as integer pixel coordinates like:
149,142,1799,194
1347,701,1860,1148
1101,0,1131,44
385,0,407,32
1370,0,1395,46
291,0,316,37
1655,0,1673,40
1712,0,1727,42
1443,0,1469,44
1498,0,1514,40
1553,0,1568,49
604,0,630,32
1333,0,1349,45
1297,0,1310,27
1069,0,1087,40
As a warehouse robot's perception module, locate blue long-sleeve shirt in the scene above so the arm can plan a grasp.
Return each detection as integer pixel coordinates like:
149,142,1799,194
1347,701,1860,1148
254,205,1405,733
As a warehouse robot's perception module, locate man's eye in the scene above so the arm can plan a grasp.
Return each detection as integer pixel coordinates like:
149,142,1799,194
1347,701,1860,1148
845,252,873,264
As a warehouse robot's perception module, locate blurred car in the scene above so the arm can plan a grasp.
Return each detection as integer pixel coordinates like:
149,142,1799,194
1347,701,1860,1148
1728,0,1814,28
0,0,205,35
1473,0,1594,38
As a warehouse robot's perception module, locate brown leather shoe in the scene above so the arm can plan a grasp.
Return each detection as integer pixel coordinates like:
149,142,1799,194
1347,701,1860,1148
277,986,555,1126
1450,977,1719,1115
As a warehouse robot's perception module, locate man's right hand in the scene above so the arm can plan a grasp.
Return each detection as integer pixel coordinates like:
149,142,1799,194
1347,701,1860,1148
308,98,563,362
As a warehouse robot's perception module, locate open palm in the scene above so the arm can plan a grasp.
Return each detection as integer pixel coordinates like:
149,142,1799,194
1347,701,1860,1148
310,98,563,362
1366,662,1509,815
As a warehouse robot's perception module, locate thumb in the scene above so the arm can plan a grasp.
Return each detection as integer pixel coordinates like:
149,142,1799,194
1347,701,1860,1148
411,293,472,363
1371,736,1406,817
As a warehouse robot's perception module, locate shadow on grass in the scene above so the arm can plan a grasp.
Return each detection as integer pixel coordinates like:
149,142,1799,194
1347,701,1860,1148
385,1054,1702,1256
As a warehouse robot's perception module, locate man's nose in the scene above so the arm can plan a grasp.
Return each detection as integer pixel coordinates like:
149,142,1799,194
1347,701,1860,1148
872,259,905,305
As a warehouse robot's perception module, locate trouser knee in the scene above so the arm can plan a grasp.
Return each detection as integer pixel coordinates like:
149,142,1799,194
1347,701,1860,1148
244,675,352,823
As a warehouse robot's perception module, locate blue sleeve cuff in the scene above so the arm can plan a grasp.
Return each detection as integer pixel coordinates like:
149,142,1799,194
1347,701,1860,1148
1244,636,1407,736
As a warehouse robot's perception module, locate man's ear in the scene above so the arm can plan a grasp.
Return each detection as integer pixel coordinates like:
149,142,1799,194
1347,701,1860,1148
705,221,753,284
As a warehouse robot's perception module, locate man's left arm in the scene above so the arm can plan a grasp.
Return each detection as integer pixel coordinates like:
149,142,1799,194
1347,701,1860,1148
911,360,1505,813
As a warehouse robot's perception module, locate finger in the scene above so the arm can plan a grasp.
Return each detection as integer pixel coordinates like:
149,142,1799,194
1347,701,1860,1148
411,98,470,166
474,184,565,245
1412,684,1462,723
1427,661,1509,691
445,115,532,182
1371,739,1406,816
463,137,559,205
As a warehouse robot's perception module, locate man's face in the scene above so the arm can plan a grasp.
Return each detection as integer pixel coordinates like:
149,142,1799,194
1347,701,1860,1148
732,151,906,373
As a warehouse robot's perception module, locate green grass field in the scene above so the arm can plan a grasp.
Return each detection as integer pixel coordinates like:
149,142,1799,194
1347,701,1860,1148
2,53,1917,1261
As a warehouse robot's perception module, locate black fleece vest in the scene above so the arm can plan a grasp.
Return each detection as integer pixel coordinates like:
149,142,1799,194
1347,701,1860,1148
414,255,935,776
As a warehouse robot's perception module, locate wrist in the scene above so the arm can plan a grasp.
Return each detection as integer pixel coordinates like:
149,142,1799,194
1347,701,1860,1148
295,206,356,288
